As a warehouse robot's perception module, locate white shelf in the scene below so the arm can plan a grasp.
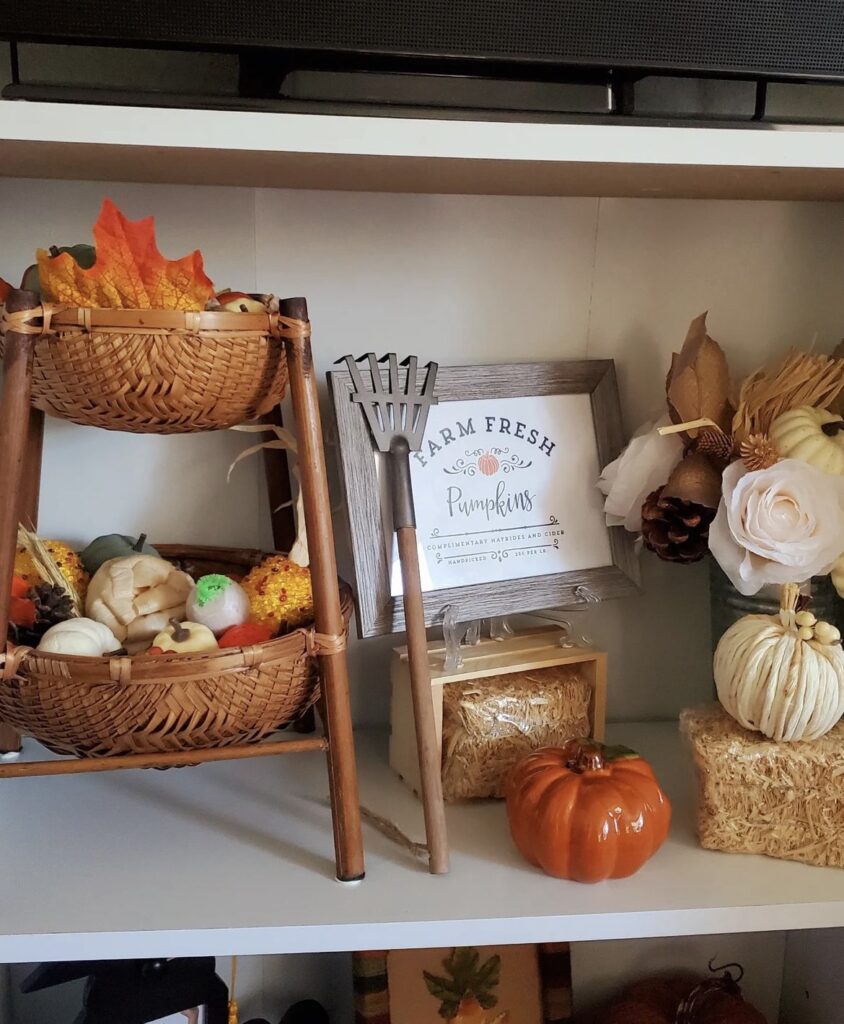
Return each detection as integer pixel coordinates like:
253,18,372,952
2,720,844,962
4,101,844,197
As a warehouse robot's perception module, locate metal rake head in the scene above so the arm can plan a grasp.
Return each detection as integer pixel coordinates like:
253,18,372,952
342,352,438,453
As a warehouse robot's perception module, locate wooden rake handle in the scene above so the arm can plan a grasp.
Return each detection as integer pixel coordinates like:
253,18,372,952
396,525,450,874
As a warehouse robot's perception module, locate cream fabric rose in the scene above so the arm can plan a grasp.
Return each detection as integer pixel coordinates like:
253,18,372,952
597,415,683,533
709,458,844,595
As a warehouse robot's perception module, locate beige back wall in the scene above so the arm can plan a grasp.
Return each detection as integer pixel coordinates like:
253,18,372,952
2,178,844,723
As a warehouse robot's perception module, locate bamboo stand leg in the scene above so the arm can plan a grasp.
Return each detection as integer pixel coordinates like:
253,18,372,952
0,290,41,754
281,297,365,881
260,404,315,733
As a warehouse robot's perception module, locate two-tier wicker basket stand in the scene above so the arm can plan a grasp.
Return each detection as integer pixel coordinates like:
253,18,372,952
0,289,365,882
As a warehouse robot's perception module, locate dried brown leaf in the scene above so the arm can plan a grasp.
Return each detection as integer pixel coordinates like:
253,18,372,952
667,313,733,441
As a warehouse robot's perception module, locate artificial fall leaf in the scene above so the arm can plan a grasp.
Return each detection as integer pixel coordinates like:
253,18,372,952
666,313,733,442
0,276,11,304
661,450,722,510
37,198,214,310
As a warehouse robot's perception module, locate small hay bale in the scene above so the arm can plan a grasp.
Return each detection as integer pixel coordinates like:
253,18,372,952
441,666,591,801
681,703,844,868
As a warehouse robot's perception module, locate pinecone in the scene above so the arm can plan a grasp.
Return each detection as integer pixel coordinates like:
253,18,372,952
696,428,734,464
740,433,779,471
641,487,716,563
9,583,75,646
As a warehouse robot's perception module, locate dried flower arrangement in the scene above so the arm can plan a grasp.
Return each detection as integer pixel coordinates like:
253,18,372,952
598,313,844,597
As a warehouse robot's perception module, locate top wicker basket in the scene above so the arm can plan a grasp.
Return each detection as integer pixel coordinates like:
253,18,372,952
0,304,289,434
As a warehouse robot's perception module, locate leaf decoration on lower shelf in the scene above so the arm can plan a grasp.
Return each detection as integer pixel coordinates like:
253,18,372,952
37,198,215,310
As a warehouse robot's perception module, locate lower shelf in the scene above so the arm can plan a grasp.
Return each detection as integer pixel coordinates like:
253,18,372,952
2,721,844,962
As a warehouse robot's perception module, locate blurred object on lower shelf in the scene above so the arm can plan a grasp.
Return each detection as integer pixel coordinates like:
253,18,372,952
681,704,844,868
600,960,767,1023
241,1000,331,1024
390,627,606,801
354,943,571,1024
20,957,228,1024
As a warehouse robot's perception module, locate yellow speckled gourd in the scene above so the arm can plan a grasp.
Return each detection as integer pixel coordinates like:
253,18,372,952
14,540,89,602
769,406,844,474
241,555,314,636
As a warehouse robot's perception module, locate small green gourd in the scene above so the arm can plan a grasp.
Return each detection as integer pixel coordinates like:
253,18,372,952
80,532,160,576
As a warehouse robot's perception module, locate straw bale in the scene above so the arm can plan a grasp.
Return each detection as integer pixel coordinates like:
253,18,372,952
441,666,591,801
681,704,844,868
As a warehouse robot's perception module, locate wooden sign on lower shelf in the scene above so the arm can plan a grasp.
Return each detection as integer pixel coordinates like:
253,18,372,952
390,626,607,801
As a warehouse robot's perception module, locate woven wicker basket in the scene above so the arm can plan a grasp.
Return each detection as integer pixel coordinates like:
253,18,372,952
0,305,288,433
0,545,351,758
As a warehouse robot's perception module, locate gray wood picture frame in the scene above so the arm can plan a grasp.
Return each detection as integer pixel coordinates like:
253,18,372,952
328,360,640,638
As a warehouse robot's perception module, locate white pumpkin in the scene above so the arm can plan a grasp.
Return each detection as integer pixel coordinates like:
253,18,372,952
714,583,844,741
86,554,193,652
833,553,844,599
769,406,844,474
38,617,120,656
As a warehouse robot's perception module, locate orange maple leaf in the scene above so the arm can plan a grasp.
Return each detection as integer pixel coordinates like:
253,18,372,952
37,199,215,311
0,276,11,304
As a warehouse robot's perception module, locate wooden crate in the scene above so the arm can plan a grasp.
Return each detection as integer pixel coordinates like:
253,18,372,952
390,626,607,800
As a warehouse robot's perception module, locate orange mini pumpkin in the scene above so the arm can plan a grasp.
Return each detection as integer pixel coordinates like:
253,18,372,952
506,738,671,883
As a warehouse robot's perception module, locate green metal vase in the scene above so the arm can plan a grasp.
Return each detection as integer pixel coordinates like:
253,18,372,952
709,558,843,654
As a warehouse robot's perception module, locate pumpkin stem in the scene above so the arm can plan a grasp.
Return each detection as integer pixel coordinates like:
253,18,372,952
169,618,190,643
133,533,148,552
821,420,844,436
779,582,802,629
707,958,744,985
564,739,604,773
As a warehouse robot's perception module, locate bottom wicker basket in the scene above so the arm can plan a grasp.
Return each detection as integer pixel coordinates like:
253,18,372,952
681,703,844,869
0,545,352,759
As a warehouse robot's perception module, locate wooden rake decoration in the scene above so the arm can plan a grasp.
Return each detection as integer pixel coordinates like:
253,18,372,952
343,353,449,874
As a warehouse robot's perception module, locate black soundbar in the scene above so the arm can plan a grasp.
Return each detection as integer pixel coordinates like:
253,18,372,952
3,0,844,82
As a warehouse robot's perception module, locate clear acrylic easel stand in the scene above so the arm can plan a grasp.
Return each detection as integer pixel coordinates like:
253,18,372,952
439,584,602,670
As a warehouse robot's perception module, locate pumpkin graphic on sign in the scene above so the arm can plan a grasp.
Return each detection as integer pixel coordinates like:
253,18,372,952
478,452,500,476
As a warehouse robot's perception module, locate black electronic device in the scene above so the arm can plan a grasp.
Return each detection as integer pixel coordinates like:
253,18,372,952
3,1,844,119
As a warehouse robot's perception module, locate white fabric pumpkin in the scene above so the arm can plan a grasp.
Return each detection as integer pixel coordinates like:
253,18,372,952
38,618,120,656
714,583,844,741
86,554,193,652
770,406,844,474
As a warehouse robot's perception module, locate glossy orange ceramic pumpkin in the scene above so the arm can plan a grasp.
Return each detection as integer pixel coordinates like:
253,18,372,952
506,739,671,882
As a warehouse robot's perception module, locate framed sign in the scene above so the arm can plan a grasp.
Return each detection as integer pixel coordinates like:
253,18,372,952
353,943,573,1024
329,361,639,638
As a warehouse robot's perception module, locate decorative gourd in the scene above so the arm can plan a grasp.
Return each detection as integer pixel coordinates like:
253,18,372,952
505,739,671,883
186,574,250,636
216,289,266,313
85,554,192,653
218,622,273,648
80,532,160,576
15,539,89,601
676,965,768,1024
37,617,120,656
714,582,844,741
149,619,218,654
9,575,36,629
241,555,314,635
605,974,700,1024
769,406,844,474
605,966,766,1024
